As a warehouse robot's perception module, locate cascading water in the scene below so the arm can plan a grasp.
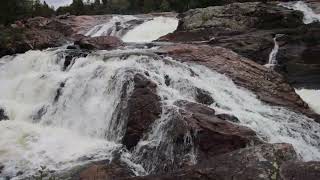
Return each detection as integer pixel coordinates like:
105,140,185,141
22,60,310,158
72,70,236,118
1,46,320,178
122,17,179,43
281,1,320,24
265,37,279,68
1,10,320,179
85,15,139,37
85,15,179,42
265,34,284,68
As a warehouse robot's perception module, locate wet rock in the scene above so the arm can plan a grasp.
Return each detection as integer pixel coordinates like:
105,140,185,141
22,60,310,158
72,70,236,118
280,161,320,180
127,143,297,180
195,88,214,105
0,108,9,121
75,163,132,180
66,45,79,50
69,159,134,180
32,106,47,123
0,164,4,173
54,82,66,103
75,36,124,50
122,74,162,150
164,75,171,86
132,100,260,174
175,100,261,160
216,113,240,123
64,50,88,70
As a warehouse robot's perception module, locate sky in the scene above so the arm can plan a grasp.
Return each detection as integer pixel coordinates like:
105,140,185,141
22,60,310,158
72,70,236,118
42,0,73,9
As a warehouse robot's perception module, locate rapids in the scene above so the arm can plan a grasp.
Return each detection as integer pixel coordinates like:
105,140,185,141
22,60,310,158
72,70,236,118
1,4,320,179
1,47,320,178
85,15,179,42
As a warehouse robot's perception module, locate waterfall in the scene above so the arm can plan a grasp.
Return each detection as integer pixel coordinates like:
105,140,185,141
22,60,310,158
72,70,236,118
122,17,179,43
85,16,179,43
1,11,320,178
280,1,320,24
265,34,283,68
1,47,320,178
85,15,139,37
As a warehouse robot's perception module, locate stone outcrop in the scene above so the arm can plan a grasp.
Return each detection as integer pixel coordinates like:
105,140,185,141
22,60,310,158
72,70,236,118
74,35,124,50
126,143,298,180
131,99,261,174
160,1,320,88
122,74,162,150
175,100,261,159
0,108,9,121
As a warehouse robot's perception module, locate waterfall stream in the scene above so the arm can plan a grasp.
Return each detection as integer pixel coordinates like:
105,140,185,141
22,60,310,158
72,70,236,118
265,34,284,68
1,6,320,179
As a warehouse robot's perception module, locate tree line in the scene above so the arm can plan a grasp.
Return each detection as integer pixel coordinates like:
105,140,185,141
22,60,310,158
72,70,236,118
0,0,54,25
0,0,224,25
57,0,224,15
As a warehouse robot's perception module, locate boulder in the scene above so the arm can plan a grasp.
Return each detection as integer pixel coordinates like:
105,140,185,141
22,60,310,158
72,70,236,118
74,163,132,180
216,113,240,123
122,74,162,150
194,88,215,105
126,143,297,180
175,100,261,159
75,36,124,50
133,100,260,174
0,108,9,121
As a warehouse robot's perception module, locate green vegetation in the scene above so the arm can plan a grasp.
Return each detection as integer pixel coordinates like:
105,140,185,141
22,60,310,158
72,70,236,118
0,0,54,25
0,0,224,25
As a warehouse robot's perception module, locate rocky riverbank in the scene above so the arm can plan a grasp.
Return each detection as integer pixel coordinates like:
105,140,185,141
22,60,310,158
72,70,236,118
160,1,320,89
1,1,320,180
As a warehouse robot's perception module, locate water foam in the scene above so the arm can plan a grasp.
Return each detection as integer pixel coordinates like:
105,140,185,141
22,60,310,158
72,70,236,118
121,17,179,43
85,15,138,37
1,48,320,177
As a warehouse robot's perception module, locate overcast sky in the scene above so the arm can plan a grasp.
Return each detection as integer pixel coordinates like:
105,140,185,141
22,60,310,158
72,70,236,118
42,0,73,9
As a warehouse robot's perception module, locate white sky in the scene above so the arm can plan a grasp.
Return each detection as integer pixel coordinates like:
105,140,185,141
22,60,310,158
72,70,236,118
42,0,73,9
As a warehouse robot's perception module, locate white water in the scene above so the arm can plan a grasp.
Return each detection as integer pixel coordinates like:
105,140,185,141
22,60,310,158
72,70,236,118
85,16,179,43
296,89,320,114
0,49,136,178
1,12,320,178
265,37,280,68
281,1,320,24
1,48,320,178
85,15,138,37
122,17,179,43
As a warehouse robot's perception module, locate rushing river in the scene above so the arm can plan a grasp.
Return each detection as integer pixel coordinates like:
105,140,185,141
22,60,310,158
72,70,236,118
0,4,320,179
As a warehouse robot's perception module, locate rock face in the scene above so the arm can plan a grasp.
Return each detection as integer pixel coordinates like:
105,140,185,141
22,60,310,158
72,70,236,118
0,108,9,121
69,159,134,180
160,44,314,116
175,100,261,159
160,1,320,88
126,143,298,180
131,99,261,174
122,74,162,150
74,35,124,50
